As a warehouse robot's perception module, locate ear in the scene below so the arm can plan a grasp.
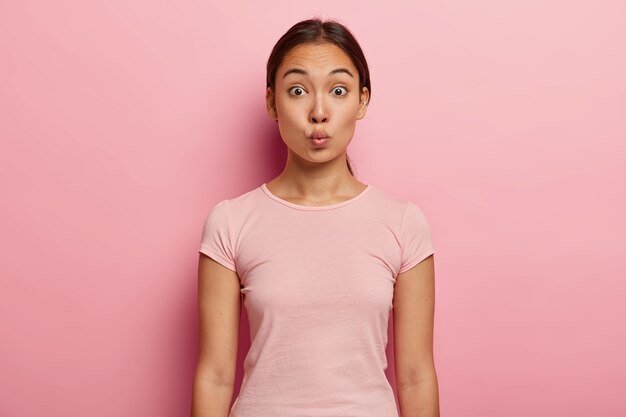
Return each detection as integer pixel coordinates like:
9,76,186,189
356,86,370,120
266,87,278,122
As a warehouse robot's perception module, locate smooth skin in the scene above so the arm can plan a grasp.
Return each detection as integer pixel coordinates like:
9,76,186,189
191,42,439,417
264,41,369,204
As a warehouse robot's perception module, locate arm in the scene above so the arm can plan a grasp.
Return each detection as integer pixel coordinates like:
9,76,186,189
393,255,440,417
190,254,241,417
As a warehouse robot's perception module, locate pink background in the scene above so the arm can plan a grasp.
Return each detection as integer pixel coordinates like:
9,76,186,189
1,1,625,416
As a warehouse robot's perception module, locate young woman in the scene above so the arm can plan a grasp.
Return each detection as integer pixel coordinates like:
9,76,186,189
191,18,439,417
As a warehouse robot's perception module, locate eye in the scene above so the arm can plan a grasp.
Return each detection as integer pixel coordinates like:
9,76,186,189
332,86,348,96
288,86,306,96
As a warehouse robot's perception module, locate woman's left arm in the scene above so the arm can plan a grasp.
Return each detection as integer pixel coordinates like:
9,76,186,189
393,254,440,417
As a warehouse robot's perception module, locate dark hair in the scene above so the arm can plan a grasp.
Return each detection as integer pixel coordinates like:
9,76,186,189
266,17,371,177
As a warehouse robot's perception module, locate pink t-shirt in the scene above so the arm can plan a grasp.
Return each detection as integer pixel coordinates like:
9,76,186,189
198,182,435,417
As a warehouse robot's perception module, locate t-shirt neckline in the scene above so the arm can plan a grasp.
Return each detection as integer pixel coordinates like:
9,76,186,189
261,182,372,211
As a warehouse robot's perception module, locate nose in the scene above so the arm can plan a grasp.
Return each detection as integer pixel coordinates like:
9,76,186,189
310,94,328,124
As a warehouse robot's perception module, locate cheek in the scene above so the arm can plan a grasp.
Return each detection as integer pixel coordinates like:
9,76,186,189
276,97,301,123
275,99,303,140
336,102,360,123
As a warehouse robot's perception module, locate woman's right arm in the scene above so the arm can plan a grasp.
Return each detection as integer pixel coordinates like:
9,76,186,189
190,254,241,417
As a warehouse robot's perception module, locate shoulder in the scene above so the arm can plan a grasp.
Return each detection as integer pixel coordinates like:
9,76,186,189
199,185,264,268
201,185,262,240
367,184,428,223
208,184,263,218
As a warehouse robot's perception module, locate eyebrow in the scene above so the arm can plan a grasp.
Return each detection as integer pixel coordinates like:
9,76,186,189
282,67,354,79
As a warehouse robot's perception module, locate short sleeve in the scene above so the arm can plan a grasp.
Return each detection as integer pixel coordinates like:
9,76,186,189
198,200,237,272
398,201,435,274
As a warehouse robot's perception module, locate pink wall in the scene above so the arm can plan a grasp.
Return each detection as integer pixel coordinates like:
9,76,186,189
1,1,625,416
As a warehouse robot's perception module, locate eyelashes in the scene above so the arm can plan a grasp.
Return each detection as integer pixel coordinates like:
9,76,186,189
289,86,306,96
332,87,348,96
288,86,348,97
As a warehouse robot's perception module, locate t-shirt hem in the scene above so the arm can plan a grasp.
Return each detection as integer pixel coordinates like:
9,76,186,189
398,248,435,274
199,245,237,272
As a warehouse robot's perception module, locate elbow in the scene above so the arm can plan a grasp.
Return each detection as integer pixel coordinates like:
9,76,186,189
396,365,438,391
194,363,236,388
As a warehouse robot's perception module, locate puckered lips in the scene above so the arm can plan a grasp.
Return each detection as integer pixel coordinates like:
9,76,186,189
309,130,329,139
309,130,330,148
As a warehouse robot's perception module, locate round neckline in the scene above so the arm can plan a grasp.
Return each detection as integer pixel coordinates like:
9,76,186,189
261,182,372,211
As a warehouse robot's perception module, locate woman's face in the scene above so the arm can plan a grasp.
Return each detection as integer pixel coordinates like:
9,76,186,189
266,42,369,168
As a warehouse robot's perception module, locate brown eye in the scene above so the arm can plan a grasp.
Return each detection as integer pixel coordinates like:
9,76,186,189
333,87,348,96
289,87,306,96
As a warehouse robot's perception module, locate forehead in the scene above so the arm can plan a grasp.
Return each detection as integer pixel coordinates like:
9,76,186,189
278,42,357,76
